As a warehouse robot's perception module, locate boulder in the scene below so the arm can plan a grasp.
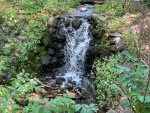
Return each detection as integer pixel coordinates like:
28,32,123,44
80,7,87,12
58,28,66,37
64,18,71,27
72,18,82,29
48,27,56,35
41,55,51,65
48,17,58,28
52,34,66,42
47,48,56,56
42,36,52,47
56,77,66,85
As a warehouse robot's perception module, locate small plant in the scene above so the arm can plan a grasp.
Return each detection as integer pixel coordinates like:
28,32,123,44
116,54,150,112
91,55,122,110
122,30,138,54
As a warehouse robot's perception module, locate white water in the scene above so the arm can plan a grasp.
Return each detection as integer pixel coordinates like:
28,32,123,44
58,19,91,85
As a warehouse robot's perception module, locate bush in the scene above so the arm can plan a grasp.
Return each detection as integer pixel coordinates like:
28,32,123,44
91,55,122,110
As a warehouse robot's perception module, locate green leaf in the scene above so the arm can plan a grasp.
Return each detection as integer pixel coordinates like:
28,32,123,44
74,104,81,112
39,108,45,113
89,103,95,108
45,105,51,113
80,108,87,113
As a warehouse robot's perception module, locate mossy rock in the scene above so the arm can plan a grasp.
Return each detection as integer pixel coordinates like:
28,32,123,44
42,36,52,47
92,29,99,37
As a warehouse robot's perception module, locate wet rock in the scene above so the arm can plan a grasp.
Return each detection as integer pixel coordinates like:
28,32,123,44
17,36,29,41
56,77,66,85
110,37,121,45
48,27,56,35
87,46,101,57
58,28,66,37
67,85,73,90
72,18,82,29
41,55,51,65
80,7,87,12
53,34,66,42
64,18,71,27
47,48,56,56
42,36,52,47
57,43,63,50
57,51,64,59
50,57,57,64
48,17,58,28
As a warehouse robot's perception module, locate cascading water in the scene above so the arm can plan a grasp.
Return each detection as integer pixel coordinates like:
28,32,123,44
57,4,94,86
64,19,91,84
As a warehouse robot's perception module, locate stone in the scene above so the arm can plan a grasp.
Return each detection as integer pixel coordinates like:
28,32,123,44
80,7,87,12
58,28,66,37
57,43,63,49
64,18,71,27
72,18,82,29
109,33,122,37
48,27,56,35
48,17,58,28
106,109,117,113
87,46,101,57
41,55,51,65
42,36,52,47
53,34,66,42
50,57,57,64
47,48,56,56
56,77,66,85
17,36,29,41
117,45,126,52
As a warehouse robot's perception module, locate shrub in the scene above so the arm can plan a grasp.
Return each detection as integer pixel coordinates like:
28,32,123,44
91,55,122,110
116,54,150,112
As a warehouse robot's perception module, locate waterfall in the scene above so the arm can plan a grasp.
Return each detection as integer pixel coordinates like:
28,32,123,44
56,4,94,86
57,18,92,85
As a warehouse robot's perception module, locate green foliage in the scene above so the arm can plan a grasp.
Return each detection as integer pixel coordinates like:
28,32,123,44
109,18,122,31
0,0,79,76
91,55,122,109
116,54,150,112
0,71,97,113
94,0,124,17
122,30,138,54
